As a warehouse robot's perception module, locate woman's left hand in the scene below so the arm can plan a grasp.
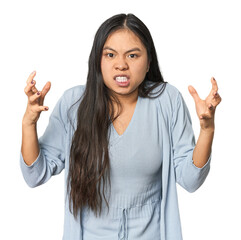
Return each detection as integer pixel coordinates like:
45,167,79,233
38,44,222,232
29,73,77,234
188,77,222,131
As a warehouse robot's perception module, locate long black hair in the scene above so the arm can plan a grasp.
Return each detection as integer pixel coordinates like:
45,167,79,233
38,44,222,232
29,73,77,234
67,13,166,219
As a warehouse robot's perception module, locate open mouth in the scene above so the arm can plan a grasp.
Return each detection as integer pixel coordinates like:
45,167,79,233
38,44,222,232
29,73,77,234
115,76,129,83
114,75,130,87
113,75,130,87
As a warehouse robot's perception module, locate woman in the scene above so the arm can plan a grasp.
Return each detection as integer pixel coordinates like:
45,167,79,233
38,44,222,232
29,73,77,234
20,13,221,240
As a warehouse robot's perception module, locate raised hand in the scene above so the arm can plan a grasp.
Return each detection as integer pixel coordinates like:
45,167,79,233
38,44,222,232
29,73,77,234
188,77,222,130
23,71,51,125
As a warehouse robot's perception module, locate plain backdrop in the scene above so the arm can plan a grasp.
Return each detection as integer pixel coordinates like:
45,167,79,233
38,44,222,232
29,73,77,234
0,0,240,239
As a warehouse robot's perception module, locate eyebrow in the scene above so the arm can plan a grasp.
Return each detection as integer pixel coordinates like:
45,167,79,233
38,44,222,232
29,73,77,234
103,46,142,54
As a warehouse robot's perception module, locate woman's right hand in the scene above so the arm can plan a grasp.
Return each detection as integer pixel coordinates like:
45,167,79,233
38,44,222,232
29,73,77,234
23,71,51,126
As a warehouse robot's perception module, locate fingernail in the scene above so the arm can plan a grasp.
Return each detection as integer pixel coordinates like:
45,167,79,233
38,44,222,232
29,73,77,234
31,71,36,75
45,107,48,110
31,80,34,84
37,92,40,95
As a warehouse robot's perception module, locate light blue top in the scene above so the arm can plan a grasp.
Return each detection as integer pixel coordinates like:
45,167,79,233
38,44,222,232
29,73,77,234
20,83,211,240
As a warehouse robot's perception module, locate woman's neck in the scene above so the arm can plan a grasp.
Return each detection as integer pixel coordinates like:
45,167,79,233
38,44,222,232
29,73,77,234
114,88,138,106
109,88,138,117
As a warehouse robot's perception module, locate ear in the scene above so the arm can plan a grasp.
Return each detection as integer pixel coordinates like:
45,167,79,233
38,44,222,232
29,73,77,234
146,62,150,72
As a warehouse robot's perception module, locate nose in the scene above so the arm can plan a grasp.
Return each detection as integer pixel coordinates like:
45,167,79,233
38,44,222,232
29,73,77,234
114,56,128,71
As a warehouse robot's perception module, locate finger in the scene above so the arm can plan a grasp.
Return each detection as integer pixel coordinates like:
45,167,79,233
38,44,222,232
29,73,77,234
200,112,212,120
39,81,51,105
24,79,39,97
211,77,218,92
208,103,215,111
26,70,38,94
30,105,49,114
37,105,49,112
26,70,36,84
207,77,219,100
29,76,40,94
212,91,221,99
24,80,36,97
31,85,38,94
213,92,222,101
29,91,42,104
30,80,38,94
188,85,201,103
41,81,51,97
211,93,222,107
212,91,218,97
200,103,215,120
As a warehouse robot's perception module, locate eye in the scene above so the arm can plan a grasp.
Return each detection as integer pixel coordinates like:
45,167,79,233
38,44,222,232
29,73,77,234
106,53,114,58
128,54,138,58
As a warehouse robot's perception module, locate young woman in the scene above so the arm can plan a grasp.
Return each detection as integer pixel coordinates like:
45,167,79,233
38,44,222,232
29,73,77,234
21,13,221,240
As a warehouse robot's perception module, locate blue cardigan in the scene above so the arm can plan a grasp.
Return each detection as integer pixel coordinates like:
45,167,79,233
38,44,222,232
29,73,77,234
20,83,211,240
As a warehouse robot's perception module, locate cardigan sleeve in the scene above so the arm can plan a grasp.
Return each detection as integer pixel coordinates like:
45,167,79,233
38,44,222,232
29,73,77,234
171,92,211,193
20,92,68,188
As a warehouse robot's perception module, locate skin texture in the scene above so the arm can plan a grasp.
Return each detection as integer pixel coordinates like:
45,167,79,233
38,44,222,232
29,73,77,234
100,29,151,135
101,28,150,105
21,71,51,165
188,78,221,130
188,77,222,167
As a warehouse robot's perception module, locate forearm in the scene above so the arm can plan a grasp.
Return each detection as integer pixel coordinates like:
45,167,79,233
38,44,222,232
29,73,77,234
193,128,214,168
21,119,40,166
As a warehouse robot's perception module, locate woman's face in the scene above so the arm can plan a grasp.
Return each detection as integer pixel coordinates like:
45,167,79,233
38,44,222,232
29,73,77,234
101,29,149,100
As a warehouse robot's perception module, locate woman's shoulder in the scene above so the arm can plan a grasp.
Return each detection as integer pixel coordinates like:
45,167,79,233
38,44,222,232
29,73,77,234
147,81,181,102
145,82,186,119
164,82,180,95
62,84,86,105
143,82,190,126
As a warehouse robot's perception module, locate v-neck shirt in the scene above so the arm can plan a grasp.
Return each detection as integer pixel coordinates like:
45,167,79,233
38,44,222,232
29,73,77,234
20,82,211,240
111,95,140,137
110,95,140,144
81,92,162,239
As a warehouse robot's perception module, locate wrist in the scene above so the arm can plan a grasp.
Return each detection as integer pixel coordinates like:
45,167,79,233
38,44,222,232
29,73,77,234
200,117,215,131
200,126,215,135
22,116,37,128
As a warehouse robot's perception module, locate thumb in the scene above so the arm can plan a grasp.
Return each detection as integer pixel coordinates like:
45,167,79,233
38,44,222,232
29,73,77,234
188,85,200,104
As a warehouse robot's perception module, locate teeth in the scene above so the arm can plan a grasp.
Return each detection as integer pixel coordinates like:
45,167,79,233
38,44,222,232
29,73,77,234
115,76,128,82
